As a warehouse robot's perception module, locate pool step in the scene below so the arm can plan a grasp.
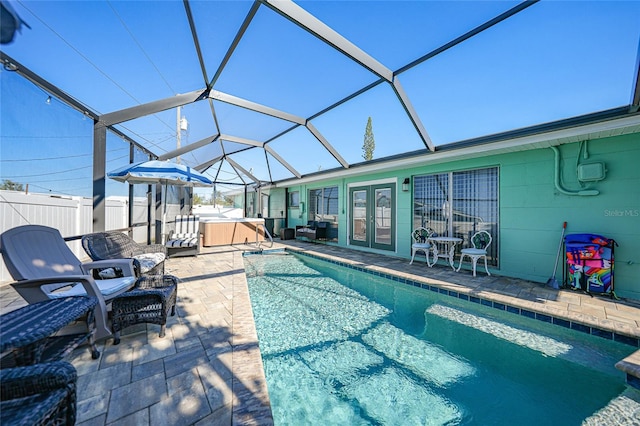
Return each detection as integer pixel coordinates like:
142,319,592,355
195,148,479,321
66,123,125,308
615,350,640,390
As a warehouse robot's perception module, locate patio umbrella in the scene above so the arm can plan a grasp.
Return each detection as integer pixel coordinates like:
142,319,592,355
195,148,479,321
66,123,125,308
108,160,213,242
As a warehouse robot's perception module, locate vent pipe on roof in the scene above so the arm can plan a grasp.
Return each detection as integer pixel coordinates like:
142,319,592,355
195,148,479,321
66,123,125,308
550,146,599,196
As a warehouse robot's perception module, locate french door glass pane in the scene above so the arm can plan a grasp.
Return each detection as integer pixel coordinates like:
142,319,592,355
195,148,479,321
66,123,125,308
352,190,367,242
374,188,392,245
309,189,322,221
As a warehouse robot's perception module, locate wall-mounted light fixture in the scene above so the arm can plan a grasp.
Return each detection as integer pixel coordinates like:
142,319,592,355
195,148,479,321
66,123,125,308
402,178,410,192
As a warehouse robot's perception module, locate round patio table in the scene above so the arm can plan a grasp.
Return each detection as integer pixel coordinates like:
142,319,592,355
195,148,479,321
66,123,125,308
428,236,463,270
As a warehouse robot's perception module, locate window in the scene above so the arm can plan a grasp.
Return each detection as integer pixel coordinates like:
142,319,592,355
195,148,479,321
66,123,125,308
414,167,498,266
309,186,338,221
309,186,339,240
289,191,300,208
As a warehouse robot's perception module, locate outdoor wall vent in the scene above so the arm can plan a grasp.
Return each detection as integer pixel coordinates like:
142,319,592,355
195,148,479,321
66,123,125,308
577,162,606,182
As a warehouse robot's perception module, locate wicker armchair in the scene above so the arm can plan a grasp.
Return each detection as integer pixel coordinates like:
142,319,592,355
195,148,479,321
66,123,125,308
0,361,77,426
111,275,178,344
82,231,166,276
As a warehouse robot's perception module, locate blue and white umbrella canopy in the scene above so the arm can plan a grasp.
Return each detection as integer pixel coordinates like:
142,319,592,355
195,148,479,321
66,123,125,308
108,160,212,243
108,160,213,187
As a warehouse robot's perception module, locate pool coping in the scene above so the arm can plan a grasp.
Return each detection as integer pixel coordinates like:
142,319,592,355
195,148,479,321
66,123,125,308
283,247,640,347
277,244,640,389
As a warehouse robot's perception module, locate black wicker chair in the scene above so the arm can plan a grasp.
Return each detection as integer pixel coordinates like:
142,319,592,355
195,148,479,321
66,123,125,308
111,275,178,344
0,361,77,426
82,231,166,276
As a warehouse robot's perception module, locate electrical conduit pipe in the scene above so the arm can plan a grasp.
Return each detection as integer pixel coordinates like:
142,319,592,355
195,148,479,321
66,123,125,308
550,146,599,196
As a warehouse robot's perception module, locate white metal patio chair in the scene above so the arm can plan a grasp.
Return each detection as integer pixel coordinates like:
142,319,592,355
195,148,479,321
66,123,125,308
456,230,492,277
410,227,436,266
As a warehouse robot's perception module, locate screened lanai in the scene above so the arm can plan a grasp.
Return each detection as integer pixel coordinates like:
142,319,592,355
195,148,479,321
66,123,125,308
2,0,639,201
2,5,640,423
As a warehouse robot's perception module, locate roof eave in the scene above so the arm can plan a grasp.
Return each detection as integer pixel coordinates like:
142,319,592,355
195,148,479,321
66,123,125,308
268,107,640,188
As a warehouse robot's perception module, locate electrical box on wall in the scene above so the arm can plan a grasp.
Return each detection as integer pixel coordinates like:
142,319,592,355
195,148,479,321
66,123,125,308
577,162,606,182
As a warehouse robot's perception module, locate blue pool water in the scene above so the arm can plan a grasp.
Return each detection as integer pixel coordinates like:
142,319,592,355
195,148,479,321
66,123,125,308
244,252,637,425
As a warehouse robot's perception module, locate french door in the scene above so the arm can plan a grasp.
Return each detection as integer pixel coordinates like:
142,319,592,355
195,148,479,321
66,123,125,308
349,183,395,251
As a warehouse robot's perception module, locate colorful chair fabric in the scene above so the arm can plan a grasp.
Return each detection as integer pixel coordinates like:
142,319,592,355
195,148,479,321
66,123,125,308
565,233,616,295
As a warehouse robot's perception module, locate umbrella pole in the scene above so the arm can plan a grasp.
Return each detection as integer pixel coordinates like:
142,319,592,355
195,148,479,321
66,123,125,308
162,184,168,244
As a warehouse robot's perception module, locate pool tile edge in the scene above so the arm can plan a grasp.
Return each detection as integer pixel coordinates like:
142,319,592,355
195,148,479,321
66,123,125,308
287,247,640,348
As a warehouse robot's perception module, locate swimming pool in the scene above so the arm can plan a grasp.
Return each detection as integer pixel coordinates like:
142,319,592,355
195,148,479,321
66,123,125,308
244,251,638,425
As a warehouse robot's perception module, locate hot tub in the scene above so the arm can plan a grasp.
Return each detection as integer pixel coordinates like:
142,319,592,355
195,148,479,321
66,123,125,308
200,217,266,246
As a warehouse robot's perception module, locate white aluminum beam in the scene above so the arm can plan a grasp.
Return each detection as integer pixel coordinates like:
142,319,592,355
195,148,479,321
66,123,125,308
209,90,306,124
226,156,260,183
261,0,393,82
99,89,208,126
158,134,220,161
220,134,264,147
264,145,301,178
392,77,435,152
195,155,224,173
306,122,349,168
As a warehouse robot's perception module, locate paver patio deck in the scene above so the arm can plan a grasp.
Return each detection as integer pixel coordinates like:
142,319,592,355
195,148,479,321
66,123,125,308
1,240,639,425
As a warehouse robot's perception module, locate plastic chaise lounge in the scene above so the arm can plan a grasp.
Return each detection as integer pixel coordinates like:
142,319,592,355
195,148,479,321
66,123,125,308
0,225,137,340
0,361,78,426
82,231,166,276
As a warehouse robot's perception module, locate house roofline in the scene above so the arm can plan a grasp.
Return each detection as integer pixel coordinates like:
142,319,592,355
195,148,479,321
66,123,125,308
267,106,640,188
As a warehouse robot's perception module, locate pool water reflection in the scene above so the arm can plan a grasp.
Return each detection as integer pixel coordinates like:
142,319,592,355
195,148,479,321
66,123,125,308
244,252,634,425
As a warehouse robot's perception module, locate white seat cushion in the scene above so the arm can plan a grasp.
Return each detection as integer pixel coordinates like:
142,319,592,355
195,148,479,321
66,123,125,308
166,237,198,248
460,248,486,255
412,243,431,249
47,277,135,298
133,252,166,274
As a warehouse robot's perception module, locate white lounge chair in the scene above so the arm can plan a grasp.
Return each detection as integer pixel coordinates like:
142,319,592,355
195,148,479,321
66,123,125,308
165,215,200,257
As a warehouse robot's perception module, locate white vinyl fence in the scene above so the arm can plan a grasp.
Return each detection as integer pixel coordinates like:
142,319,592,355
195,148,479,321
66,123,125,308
0,190,155,283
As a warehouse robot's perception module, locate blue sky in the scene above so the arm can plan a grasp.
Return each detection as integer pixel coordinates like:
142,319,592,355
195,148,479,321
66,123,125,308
1,0,639,198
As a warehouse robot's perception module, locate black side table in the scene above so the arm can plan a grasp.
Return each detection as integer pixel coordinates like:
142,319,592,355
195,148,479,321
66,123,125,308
0,296,100,366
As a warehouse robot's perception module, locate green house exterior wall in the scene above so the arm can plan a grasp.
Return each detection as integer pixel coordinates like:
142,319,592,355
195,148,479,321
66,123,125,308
282,133,640,300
